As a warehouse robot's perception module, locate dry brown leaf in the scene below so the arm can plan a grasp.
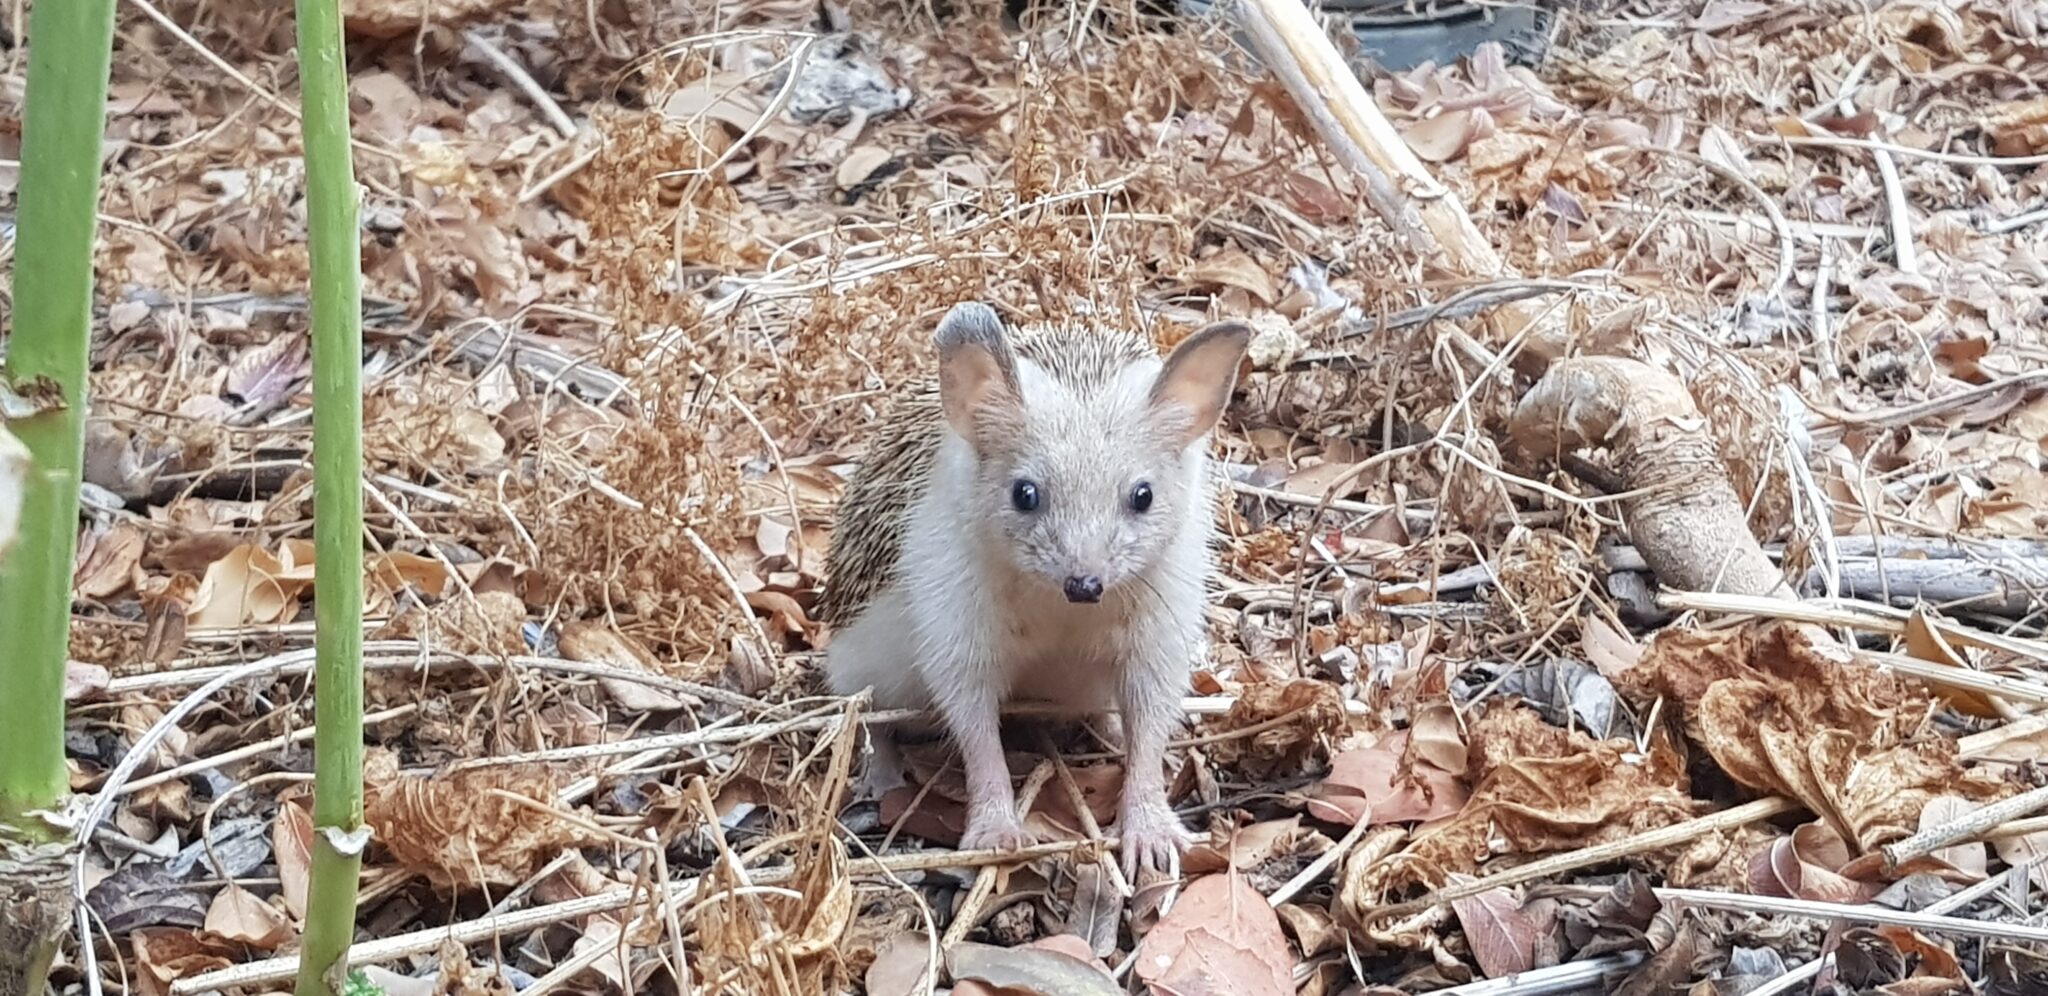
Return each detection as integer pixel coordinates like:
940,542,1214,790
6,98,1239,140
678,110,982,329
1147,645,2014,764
948,938,1119,996
837,145,895,189
1872,926,1966,983
1134,873,1293,996
1903,607,2001,718
1403,108,1484,162
1185,816,1314,875
203,885,295,949
188,544,309,628
1697,125,1753,182
221,333,310,415
366,550,454,607
74,521,146,598
1617,621,2004,851
131,929,240,996
1308,730,1468,826
559,621,690,712
1581,613,1645,679
1409,702,1468,775
1992,826,2048,891
866,931,939,996
273,796,314,920
1444,878,1539,978
1187,248,1276,305
1355,707,1701,904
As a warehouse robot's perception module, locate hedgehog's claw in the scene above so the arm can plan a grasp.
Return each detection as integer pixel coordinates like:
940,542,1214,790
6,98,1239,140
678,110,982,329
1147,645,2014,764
960,812,1038,853
1119,800,1194,882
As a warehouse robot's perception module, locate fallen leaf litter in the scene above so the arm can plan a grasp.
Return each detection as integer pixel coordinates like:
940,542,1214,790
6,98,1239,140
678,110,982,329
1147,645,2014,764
26,0,2048,993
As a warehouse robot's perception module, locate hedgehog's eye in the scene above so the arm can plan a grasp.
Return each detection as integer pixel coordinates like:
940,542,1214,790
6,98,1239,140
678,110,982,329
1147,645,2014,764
1128,482,1154,513
1010,479,1041,512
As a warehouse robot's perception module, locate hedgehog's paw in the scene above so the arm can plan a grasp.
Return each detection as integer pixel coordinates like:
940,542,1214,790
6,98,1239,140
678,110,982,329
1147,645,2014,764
1118,800,1194,882
959,811,1037,854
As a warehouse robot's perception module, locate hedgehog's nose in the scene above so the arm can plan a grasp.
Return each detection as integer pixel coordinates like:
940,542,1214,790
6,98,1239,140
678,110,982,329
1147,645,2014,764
1062,575,1104,603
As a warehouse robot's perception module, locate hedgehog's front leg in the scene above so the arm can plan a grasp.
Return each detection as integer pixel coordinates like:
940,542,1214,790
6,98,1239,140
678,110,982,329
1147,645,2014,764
930,659,1036,852
1116,648,1196,879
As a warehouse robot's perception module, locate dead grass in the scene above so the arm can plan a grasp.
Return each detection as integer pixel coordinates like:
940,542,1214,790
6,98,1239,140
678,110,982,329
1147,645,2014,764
19,0,2048,992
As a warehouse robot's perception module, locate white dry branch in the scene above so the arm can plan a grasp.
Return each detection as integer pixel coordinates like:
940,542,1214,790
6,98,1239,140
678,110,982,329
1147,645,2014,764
0,422,26,561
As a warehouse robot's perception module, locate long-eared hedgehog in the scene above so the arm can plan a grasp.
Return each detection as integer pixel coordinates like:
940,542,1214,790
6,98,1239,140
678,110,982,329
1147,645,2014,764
819,301,1251,877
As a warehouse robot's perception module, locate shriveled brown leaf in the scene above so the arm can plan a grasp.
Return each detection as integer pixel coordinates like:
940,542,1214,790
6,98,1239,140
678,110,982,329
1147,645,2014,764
1355,707,1700,904
1992,826,2048,890
131,928,240,996
1204,677,1346,779
1915,797,1988,879
837,146,895,189
189,543,310,628
74,521,146,598
1902,607,2001,718
1185,815,1316,874
1747,821,1875,902
1618,621,2003,851
363,747,590,890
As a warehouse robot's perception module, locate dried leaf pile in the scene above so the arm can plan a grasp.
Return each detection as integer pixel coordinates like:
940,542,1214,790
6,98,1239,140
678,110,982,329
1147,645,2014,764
11,0,2048,993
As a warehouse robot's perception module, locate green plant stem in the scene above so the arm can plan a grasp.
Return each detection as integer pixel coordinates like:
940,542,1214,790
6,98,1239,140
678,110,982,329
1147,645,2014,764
291,0,367,993
0,0,117,830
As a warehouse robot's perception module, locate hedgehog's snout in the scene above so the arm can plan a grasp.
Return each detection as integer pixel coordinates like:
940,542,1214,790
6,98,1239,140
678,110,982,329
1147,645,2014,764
1062,575,1104,603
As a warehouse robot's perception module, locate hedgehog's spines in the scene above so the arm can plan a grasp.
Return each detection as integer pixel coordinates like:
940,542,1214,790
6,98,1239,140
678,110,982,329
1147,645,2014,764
816,320,1156,628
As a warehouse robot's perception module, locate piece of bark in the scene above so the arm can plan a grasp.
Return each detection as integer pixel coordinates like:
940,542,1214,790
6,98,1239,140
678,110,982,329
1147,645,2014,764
1511,356,1793,599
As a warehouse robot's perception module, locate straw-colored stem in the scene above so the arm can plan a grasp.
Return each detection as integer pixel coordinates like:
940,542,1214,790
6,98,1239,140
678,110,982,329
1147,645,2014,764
290,0,368,992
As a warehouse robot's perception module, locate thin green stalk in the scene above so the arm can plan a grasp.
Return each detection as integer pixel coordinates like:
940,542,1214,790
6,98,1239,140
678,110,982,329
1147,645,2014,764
0,2,117,992
0,0,116,827
291,0,367,993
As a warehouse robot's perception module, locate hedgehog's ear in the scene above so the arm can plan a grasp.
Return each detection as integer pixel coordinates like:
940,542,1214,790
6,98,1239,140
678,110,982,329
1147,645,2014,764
935,301,1021,442
1149,319,1252,446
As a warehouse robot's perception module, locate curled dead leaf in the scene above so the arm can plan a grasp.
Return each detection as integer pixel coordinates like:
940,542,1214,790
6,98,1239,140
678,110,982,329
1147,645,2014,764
1205,678,1346,779
1187,248,1277,305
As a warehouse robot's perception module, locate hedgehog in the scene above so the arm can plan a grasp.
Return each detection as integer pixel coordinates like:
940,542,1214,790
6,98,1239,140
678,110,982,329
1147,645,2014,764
818,300,1252,877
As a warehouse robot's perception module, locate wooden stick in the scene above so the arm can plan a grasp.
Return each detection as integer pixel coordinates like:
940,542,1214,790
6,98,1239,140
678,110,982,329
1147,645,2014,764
1365,797,1801,920
1743,858,2036,996
1231,0,1565,374
1365,717,2035,920
1536,884,2048,945
1881,782,2048,874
